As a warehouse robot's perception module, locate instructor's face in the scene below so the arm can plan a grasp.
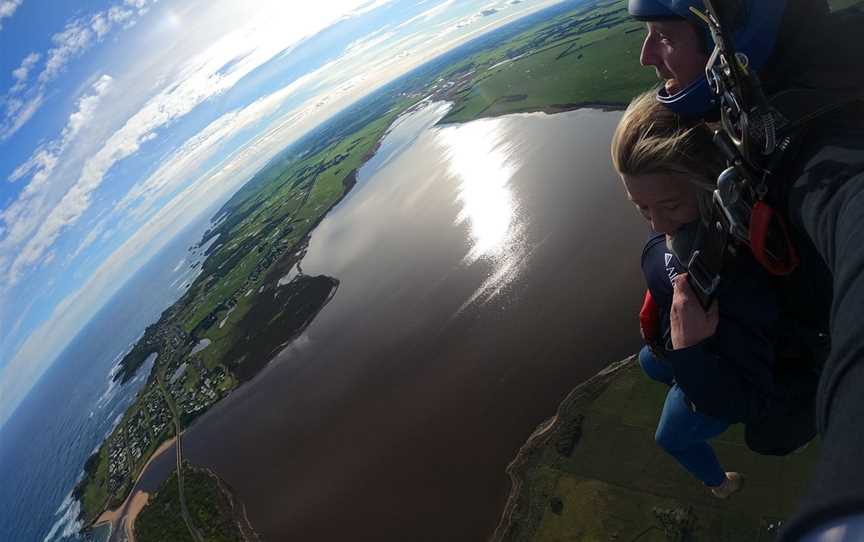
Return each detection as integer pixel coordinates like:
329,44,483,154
640,20,708,94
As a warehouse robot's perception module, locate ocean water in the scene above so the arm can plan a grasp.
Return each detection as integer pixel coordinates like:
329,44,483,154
0,214,220,542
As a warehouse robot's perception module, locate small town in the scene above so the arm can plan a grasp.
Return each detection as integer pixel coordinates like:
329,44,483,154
103,348,230,496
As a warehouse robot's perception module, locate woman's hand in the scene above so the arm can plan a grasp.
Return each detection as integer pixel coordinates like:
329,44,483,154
670,273,719,349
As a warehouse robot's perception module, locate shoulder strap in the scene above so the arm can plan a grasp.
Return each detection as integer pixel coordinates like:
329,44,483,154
770,88,864,136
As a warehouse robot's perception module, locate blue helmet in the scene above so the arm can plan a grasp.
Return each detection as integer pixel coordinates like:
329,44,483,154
628,0,787,116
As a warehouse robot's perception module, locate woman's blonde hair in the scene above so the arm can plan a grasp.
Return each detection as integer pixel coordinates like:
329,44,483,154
611,90,725,221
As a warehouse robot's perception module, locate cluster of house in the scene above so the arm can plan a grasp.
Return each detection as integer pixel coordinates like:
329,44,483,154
167,361,229,419
103,339,232,498
106,426,129,495
142,392,172,445
105,390,171,494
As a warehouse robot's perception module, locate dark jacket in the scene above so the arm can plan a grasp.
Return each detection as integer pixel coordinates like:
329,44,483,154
641,232,779,424
758,3,864,539
779,99,864,539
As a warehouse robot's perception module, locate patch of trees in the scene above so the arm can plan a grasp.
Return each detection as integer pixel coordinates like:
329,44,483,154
135,464,244,542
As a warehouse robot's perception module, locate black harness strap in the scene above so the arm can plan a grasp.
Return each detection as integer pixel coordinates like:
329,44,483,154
770,89,864,137
685,91,863,309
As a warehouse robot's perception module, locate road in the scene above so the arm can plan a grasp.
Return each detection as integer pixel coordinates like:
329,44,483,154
158,378,205,542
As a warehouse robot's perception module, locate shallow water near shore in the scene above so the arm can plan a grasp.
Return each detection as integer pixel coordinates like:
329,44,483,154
89,523,110,542
133,102,649,541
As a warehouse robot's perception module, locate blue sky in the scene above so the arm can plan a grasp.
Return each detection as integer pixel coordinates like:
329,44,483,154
0,0,563,430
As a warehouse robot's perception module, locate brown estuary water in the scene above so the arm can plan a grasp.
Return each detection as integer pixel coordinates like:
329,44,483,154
135,102,649,541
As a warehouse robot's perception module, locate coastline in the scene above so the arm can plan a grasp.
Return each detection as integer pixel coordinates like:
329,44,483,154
490,355,636,542
208,467,261,542
123,491,150,542
487,352,823,540
93,435,177,531
436,100,628,126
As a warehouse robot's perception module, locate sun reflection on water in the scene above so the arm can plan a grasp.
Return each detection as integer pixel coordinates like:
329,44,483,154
436,118,528,310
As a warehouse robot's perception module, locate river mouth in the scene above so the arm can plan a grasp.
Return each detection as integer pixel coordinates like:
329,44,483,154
134,103,649,541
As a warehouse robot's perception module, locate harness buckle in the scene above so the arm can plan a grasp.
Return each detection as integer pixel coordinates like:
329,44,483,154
686,249,722,311
713,167,752,244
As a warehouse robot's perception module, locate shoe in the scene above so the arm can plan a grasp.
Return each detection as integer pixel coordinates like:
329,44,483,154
710,472,744,499
793,442,811,455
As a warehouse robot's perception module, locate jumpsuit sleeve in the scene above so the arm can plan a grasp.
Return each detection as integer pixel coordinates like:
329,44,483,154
780,128,864,539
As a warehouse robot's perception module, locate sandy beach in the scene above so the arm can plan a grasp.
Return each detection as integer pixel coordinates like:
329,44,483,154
94,436,177,530
124,491,150,542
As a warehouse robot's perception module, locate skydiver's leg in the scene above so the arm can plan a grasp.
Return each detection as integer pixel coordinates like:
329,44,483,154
638,345,675,386
654,384,729,487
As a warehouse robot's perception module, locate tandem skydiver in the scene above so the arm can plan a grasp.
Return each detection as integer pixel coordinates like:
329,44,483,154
625,0,864,539
612,90,782,500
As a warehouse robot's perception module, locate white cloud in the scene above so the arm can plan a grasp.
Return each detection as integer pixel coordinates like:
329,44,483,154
0,1,152,139
8,147,57,185
1,1,383,287
2,43,253,282
7,75,112,188
2,93,42,139
40,19,95,83
63,75,113,142
392,0,456,31
0,76,112,279
90,13,110,39
116,66,328,222
349,0,396,16
70,220,107,261
107,5,134,25
344,29,396,58
0,0,22,30
10,52,40,92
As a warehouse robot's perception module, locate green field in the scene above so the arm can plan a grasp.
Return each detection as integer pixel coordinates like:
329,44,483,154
440,0,656,123
496,358,819,542
76,445,110,520
440,0,864,124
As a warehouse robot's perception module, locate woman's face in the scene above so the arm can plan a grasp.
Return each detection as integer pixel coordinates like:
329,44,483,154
620,172,702,235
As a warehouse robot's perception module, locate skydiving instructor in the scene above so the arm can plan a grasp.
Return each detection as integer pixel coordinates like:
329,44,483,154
626,0,864,540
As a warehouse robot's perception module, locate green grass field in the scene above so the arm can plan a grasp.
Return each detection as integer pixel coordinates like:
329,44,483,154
499,359,819,542
441,0,656,123
441,0,863,124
